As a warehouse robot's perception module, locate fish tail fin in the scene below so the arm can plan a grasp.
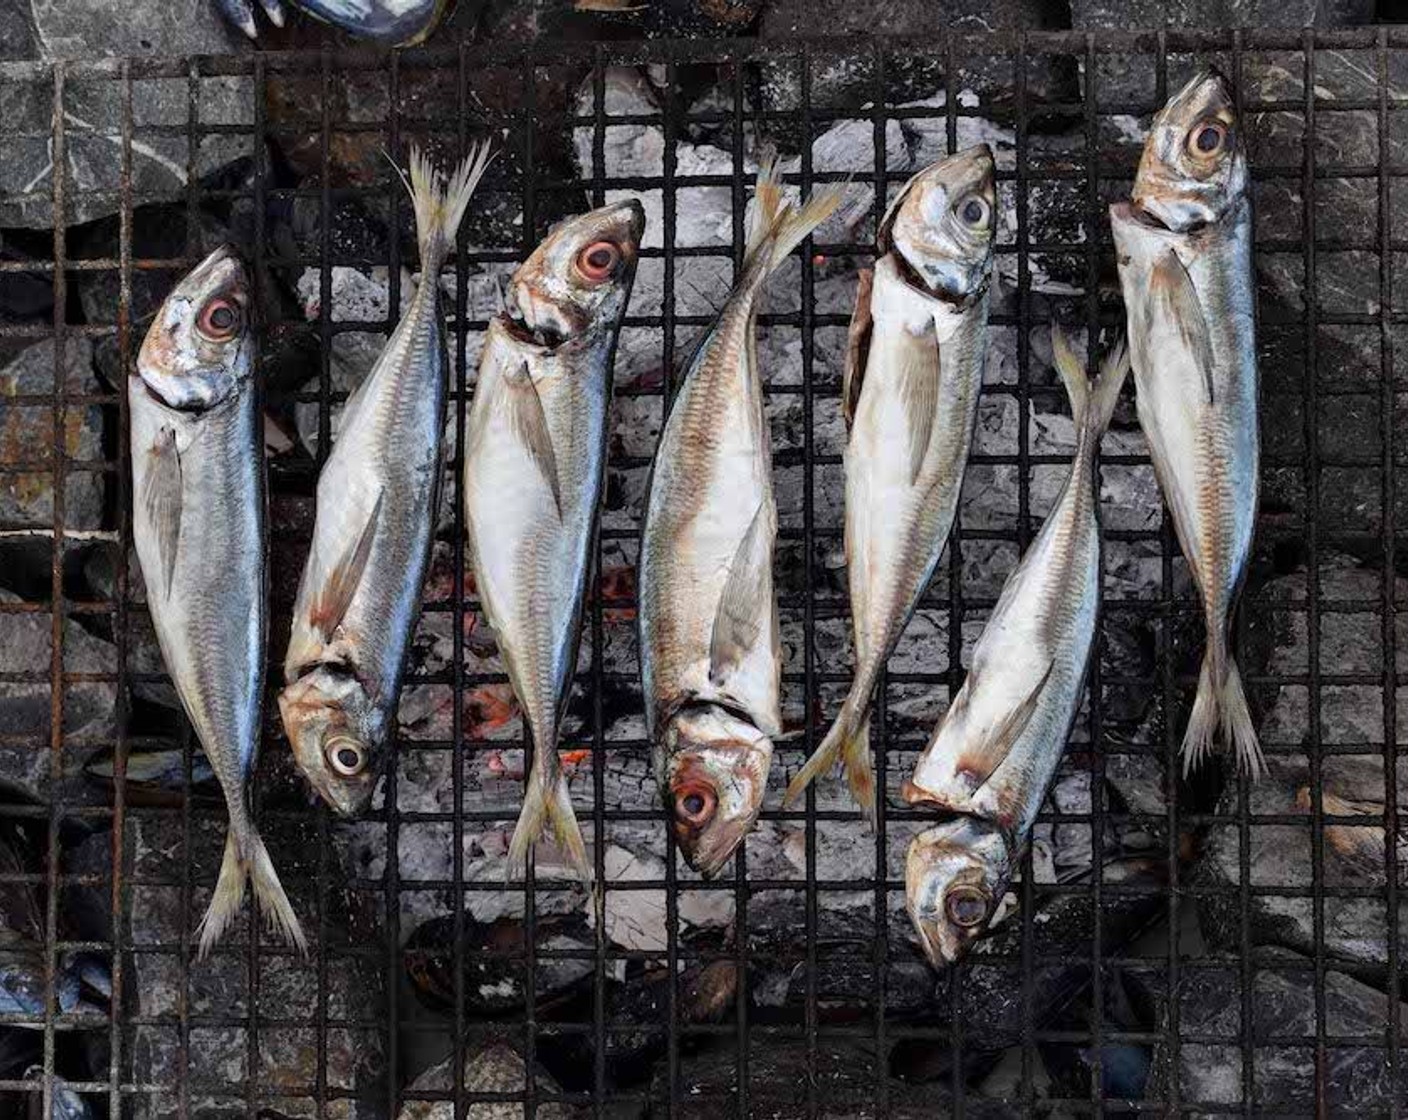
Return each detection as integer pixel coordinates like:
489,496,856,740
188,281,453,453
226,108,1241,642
196,824,306,959
405,140,495,271
1051,328,1129,454
1182,645,1264,780
743,149,846,277
507,748,593,883
784,703,876,828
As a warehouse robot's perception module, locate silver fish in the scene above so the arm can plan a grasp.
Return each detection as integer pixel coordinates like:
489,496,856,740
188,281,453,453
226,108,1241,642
213,0,448,44
783,144,996,823
280,144,492,816
463,200,644,881
130,245,303,957
1110,69,1262,777
903,333,1128,968
638,159,843,877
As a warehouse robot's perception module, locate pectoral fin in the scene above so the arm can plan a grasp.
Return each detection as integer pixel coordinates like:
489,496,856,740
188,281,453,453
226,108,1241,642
954,660,1054,789
508,363,562,516
898,321,941,484
309,490,382,640
141,427,183,599
1149,249,1216,406
841,268,874,432
709,502,774,685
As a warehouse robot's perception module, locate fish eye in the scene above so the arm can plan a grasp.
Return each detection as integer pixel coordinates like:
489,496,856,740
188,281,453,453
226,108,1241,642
197,297,241,342
326,736,367,778
957,195,989,228
944,885,989,929
1188,120,1227,157
576,240,621,283
673,782,717,828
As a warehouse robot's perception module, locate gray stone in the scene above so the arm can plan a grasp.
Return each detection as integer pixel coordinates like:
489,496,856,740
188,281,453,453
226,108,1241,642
756,0,1073,120
1149,949,1408,1110
120,810,387,1120
0,336,105,532
399,1042,575,1120
0,588,117,804
1,2,251,228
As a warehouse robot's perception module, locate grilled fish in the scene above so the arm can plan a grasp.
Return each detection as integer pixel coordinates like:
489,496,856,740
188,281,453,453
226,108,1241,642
213,0,449,44
130,245,304,956
903,332,1127,967
639,158,843,877
1110,69,1262,777
783,144,996,824
280,144,492,815
463,200,645,880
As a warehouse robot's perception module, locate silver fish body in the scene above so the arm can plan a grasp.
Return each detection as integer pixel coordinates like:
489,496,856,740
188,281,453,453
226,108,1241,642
639,160,842,876
1110,69,1262,777
784,144,996,822
903,333,1128,968
463,200,644,880
281,145,492,816
213,0,448,44
130,245,303,956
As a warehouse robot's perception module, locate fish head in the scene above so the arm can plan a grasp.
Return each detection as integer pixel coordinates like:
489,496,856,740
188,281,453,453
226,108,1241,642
1132,69,1246,231
501,200,645,350
137,244,253,410
659,704,773,877
905,816,1012,968
278,667,384,816
882,143,996,302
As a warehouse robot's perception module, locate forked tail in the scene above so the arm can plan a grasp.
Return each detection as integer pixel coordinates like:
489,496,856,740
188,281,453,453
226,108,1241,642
1183,642,1264,779
1051,328,1129,458
783,700,876,827
196,820,306,959
507,745,592,883
403,140,495,273
742,150,846,278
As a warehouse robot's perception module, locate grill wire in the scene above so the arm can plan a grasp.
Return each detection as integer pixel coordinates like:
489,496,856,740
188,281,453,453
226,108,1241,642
0,25,1403,1118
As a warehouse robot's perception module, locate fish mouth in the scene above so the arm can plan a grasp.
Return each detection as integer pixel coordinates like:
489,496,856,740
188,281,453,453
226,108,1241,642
499,304,573,350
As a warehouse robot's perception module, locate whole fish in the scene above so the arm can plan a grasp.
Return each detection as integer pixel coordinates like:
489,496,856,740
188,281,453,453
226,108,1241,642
463,200,644,880
903,332,1127,967
638,158,843,877
1110,69,1262,777
213,0,448,44
130,245,303,956
784,144,996,823
280,144,492,815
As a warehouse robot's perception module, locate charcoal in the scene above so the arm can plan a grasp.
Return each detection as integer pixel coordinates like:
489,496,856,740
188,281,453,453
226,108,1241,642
402,913,596,1020
1148,948,1408,1110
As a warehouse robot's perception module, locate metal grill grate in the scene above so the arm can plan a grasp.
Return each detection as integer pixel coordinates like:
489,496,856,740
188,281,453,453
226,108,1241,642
0,26,1403,1118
